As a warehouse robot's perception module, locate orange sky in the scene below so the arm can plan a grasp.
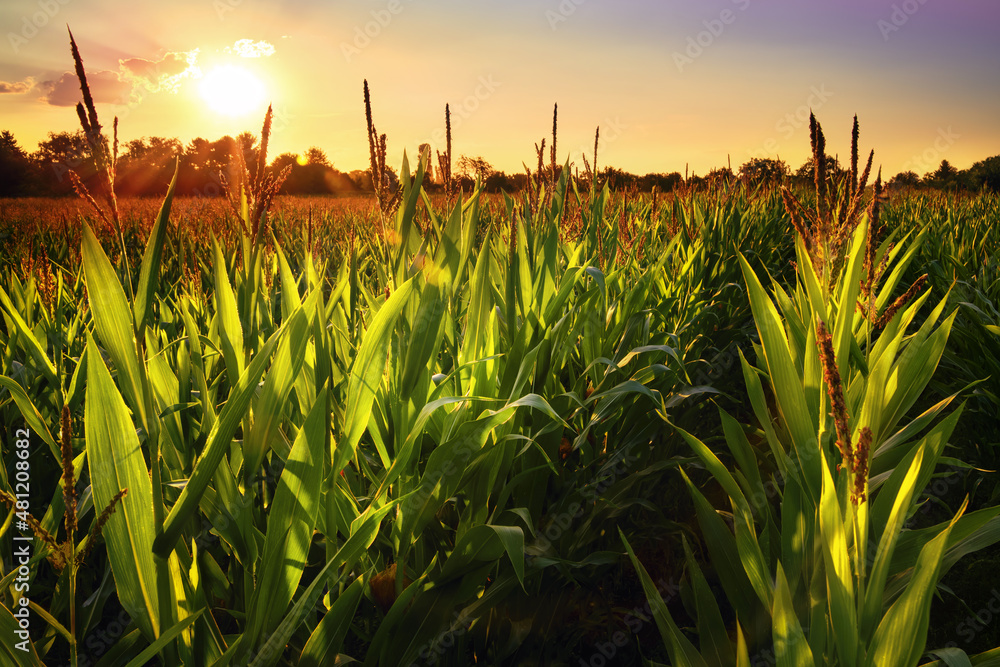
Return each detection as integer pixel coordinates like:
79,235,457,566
1,0,998,178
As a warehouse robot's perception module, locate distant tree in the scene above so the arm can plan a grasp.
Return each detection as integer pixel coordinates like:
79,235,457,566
793,154,844,185
599,166,637,190
888,170,921,189
457,155,494,182
638,172,682,192
0,131,38,196
349,169,372,191
33,131,92,194
968,155,1000,193
707,166,736,186
116,136,181,196
932,159,957,181
304,147,329,167
738,157,788,185
686,174,706,189
271,152,299,173
483,171,514,192
506,173,529,191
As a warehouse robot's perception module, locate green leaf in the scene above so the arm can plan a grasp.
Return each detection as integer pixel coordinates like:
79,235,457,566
122,610,204,667
817,448,858,666
338,277,417,474
0,284,58,386
924,648,974,667
682,536,734,667
134,158,179,337
861,445,925,642
298,574,367,667
246,500,399,667
773,563,815,667
436,524,525,591
213,236,246,385
0,375,57,456
679,469,764,628
621,529,709,667
247,387,329,646
739,253,820,502
243,297,315,481
866,500,963,667
154,326,284,557
81,223,144,418
0,603,44,666
85,333,159,640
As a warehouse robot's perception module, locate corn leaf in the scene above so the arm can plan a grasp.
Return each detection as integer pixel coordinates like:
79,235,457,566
85,333,159,640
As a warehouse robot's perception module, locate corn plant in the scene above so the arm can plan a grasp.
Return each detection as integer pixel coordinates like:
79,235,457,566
626,115,1000,666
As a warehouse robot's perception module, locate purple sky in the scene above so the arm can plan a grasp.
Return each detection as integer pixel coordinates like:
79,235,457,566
1,0,997,177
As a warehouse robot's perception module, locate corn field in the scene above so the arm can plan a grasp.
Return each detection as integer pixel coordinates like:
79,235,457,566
2,39,1000,667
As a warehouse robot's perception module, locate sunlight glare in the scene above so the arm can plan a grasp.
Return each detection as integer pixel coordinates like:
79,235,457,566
199,65,266,117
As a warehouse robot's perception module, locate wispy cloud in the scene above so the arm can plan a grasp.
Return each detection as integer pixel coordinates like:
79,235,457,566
0,77,33,94
226,39,276,58
39,70,132,107
38,49,200,106
120,50,201,93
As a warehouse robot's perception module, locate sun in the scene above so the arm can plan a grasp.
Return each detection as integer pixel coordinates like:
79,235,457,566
199,65,266,116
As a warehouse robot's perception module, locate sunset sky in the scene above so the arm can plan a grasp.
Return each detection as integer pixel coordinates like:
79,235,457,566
1,0,998,178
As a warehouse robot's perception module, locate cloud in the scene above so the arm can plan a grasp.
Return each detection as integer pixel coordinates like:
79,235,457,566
120,50,200,93
39,70,132,107
226,39,275,58
38,49,201,107
0,78,33,94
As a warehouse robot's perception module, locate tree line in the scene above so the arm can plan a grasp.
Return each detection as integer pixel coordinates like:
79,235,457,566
1,129,998,198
